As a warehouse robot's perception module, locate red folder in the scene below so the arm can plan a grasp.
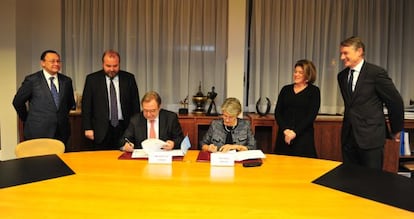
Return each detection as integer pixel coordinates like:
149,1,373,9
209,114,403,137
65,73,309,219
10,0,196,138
196,151,211,162
196,151,262,163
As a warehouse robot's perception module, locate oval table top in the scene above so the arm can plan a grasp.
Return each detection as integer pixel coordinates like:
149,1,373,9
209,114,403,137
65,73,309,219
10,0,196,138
1,150,412,218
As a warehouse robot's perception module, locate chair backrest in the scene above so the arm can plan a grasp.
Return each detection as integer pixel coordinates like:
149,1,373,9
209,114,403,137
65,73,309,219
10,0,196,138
15,138,65,158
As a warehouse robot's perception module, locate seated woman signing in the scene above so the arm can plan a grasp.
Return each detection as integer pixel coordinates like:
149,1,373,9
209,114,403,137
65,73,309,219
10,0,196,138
201,97,256,152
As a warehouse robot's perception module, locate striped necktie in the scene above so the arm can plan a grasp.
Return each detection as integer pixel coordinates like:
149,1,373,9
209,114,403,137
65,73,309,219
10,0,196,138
49,77,59,108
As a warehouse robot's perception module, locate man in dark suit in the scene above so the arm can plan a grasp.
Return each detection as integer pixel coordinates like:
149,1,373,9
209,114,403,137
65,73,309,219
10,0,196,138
82,50,140,150
121,91,184,152
13,50,76,146
337,36,404,169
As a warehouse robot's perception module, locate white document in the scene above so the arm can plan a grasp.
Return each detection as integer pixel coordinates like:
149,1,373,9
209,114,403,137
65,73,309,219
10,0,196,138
141,139,167,153
132,136,192,158
234,150,266,161
131,149,184,158
404,132,411,156
210,152,235,166
148,152,172,164
131,149,148,158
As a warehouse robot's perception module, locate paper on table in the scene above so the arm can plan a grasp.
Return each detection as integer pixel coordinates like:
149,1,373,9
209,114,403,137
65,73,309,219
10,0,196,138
131,149,185,158
234,150,265,161
132,136,192,158
141,138,167,153
131,149,148,158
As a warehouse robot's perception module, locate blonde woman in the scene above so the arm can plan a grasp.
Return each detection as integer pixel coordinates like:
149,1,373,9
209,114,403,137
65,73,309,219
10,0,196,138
201,97,256,152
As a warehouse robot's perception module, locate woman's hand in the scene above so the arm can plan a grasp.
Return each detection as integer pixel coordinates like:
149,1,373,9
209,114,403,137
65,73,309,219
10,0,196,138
202,144,218,152
219,144,248,152
283,129,296,145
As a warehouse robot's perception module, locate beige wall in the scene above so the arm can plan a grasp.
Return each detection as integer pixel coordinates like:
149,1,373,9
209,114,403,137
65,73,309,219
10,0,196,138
0,0,245,160
227,0,246,113
0,0,17,160
0,0,62,160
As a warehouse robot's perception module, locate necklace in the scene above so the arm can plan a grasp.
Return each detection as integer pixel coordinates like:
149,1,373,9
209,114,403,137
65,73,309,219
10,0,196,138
224,125,235,133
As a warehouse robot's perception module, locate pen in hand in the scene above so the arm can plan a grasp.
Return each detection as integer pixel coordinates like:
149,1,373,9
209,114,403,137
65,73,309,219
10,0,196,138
125,138,134,149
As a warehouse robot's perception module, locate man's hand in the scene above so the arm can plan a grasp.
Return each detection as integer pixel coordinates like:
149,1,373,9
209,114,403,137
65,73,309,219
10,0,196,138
162,140,175,150
393,131,401,143
123,142,134,152
85,130,94,140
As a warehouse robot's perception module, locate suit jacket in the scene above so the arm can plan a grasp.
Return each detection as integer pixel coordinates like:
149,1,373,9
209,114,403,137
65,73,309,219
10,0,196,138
200,119,256,150
82,70,140,144
337,61,404,149
13,70,75,143
121,109,184,149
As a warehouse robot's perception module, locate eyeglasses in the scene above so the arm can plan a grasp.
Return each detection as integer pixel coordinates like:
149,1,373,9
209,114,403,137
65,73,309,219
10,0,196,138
222,114,236,121
143,109,158,114
44,60,62,64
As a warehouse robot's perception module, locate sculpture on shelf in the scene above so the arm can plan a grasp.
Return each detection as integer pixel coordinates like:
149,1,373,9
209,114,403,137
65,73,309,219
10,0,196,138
179,95,189,115
206,86,218,116
192,82,208,114
256,97,271,116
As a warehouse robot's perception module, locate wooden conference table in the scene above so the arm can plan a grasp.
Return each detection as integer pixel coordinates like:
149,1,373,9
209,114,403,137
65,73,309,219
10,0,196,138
1,151,413,218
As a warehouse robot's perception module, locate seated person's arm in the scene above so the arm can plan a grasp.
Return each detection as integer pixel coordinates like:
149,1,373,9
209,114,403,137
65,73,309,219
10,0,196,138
120,121,137,152
122,141,135,152
162,140,175,150
202,144,218,152
219,144,248,152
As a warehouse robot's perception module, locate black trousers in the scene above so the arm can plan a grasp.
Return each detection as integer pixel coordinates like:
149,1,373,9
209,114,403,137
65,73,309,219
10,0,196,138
94,120,127,150
342,128,384,170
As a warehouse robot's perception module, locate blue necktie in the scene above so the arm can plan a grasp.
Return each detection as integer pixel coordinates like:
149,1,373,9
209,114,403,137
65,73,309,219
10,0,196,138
110,78,119,127
49,77,59,108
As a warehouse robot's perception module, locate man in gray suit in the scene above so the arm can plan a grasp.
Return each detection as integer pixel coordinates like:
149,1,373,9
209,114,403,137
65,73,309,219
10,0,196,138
13,50,76,146
337,36,404,169
82,50,140,150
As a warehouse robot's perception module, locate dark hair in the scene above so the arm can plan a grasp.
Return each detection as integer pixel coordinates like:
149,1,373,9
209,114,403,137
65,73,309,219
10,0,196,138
102,49,121,63
340,36,365,56
294,59,317,84
40,50,59,61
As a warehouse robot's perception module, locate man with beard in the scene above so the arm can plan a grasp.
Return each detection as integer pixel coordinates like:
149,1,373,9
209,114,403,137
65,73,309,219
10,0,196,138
82,50,140,150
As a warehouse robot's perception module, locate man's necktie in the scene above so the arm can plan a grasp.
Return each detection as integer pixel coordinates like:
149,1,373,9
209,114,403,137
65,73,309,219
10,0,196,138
110,78,119,127
348,69,355,95
49,77,59,108
149,120,156,138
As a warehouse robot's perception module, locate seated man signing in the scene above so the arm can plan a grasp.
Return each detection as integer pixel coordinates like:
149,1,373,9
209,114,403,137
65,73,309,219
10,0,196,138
120,91,184,152
201,97,256,152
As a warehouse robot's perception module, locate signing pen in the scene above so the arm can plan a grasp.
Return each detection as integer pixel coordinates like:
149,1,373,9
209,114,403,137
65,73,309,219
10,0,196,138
124,138,134,147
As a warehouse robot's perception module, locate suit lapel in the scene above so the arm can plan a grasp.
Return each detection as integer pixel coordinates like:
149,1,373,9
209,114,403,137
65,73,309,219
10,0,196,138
38,72,58,109
349,62,367,104
340,68,353,103
57,74,65,108
99,72,110,113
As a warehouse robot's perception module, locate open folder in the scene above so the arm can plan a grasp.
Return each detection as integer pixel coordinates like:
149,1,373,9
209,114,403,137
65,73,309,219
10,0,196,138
131,135,191,158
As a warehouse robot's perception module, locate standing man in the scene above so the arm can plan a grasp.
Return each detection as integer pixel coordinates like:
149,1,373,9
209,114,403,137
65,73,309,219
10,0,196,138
337,36,404,170
82,50,140,150
13,50,76,146
121,91,184,152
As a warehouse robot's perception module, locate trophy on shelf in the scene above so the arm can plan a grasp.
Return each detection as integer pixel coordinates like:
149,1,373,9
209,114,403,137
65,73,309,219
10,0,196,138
179,96,189,115
256,97,271,116
192,82,208,114
206,86,218,116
